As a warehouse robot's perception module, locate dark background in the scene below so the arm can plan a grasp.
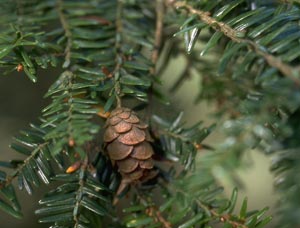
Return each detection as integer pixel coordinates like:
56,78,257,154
0,69,53,228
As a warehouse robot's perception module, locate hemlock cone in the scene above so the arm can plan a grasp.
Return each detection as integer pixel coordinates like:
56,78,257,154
104,107,157,183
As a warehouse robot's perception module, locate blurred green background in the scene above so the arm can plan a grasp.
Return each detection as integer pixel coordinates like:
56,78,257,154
0,56,278,227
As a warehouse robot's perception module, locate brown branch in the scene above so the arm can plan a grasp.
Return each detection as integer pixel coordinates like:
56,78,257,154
135,189,172,228
57,0,72,68
112,0,124,108
195,199,248,228
168,0,300,86
146,206,172,228
147,0,165,121
176,188,248,228
151,0,165,75
74,155,89,226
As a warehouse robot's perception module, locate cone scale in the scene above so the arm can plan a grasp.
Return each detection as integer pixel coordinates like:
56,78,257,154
104,107,156,183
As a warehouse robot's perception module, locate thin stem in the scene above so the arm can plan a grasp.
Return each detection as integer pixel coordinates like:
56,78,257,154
135,189,172,228
65,70,75,143
151,0,165,75
57,0,72,68
158,128,208,151
111,0,124,108
175,188,249,228
147,0,165,121
0,143,48,189
73,155,89,227
169,0,300,86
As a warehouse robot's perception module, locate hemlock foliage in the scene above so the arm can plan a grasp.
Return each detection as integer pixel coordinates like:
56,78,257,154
0,0,299,227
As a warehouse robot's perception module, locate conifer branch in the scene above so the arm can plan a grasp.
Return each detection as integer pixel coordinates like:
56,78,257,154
0,142,48,190
176,188,249,228
113,0,124,108
73,155,89,226
158,128,205,151
135,189,172,228
147,0,165,120
169,0,300,86
57,0,72,68
62,70,76,143
0,1,287,226
151,0,165,74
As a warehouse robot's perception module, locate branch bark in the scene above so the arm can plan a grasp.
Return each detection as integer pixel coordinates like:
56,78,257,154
57,0,72,68
168,0,300,86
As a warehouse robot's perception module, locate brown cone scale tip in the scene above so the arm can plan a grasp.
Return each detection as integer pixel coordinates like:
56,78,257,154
104,107,156,183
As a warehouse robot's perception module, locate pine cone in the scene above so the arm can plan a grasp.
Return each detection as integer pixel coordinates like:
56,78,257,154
104,107,156,183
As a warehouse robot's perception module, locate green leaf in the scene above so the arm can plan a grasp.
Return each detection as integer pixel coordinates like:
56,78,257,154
104,95,116,112
83,186,110,203
234,8,274,31
255,216,272,228
73,28,114,40
52,174,78,182
178,213,203,228
0,161,19,169
174,24,203,37
95,81,113,91
159,198,175,212
219,43,246,74
21,175,32,195
226,188,238,213
123,205,146,213
10,143,32,156
20,49,34,68
248,14,288,38
73,40,111,49
23,64,37,83
69,18,104,26
257,24,289,46
0,199,23,219
200,32,222,56
246,215,257,227
214,0,244,20
123,61,150,71
122,86,147,98
1,185,16,201
171,112,184,130
77,66,105,77
86,178,110,192
256,207,269,220
39,192,77,205
186,28,200,53
0,45,13,60
35,204,74,215
126,216,154,227
169,207,191,224
38,212,73,223
120,74,151,87
239,197,248,219
180,15,197,30
269,31,300,53
81,196,106,216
